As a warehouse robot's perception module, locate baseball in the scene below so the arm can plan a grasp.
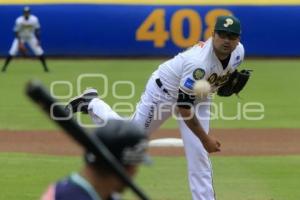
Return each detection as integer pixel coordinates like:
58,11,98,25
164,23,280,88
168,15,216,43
193,79,211,97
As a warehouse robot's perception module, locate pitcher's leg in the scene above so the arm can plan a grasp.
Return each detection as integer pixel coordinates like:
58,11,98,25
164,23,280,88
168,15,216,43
85,72,172,133
88,98,123,125
130,74,173,134
178,101,215,200
179,120,215,200
132,95,171,134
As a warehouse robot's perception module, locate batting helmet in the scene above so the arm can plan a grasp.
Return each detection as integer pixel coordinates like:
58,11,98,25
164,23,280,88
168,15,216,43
85,120,150,167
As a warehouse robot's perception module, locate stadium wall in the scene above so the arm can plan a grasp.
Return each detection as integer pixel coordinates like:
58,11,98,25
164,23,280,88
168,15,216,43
0,3,299,56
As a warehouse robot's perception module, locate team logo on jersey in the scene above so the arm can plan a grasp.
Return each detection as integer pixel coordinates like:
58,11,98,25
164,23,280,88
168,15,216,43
207,73,218,84
208,71,231,87
193,68,205,80
224,18,234,27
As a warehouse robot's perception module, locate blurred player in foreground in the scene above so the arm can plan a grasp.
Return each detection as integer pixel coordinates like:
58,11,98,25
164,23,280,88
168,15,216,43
40,120,150,200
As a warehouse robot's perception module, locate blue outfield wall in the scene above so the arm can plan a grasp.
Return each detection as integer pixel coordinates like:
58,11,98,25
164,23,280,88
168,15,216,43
0,4,299,57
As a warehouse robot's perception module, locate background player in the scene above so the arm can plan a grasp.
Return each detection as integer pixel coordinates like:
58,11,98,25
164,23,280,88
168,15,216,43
67,16,248,200
1,6,49,72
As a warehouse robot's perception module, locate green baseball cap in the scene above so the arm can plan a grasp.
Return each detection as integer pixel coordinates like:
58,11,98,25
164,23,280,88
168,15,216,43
214,15,241,35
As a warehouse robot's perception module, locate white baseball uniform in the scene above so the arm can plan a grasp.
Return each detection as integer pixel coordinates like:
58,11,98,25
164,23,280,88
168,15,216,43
9,14,44,56
88,38,244,200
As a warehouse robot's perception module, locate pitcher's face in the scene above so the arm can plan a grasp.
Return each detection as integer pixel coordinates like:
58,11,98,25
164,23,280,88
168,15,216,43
212,31,240,56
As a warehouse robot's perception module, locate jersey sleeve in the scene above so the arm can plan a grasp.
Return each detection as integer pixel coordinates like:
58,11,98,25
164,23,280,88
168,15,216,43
179,61,207,95
13,18,21,32
177,58,207,108
232,43,245,70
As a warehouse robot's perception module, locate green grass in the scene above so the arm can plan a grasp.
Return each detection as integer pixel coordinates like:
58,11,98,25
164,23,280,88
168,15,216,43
1,153,300,200
0,153,81,200
0,58,299,130
0,59,298,200
213,156,300,200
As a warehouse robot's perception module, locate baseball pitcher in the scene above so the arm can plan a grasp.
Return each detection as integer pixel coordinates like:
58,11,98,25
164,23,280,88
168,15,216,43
66,15,251,200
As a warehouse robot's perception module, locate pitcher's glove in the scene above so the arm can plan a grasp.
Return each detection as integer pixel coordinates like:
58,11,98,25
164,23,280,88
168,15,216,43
217,69,252,97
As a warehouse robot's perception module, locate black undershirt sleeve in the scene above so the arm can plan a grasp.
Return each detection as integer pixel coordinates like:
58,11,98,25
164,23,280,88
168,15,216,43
177,89,196,109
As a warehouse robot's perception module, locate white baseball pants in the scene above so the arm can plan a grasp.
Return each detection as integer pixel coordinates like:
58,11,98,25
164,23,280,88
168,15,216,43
9,37,44,56
88,72,216,200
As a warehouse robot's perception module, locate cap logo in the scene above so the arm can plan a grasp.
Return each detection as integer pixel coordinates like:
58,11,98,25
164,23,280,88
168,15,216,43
224,18,234,27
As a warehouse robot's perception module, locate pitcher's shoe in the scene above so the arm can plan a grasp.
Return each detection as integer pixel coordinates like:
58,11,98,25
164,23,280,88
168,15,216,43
65,88,98,114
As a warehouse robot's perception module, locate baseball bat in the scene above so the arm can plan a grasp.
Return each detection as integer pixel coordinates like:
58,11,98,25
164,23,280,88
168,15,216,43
26,80,150,200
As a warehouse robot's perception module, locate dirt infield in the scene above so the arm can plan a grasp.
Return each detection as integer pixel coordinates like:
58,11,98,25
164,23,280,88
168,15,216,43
0,129,299,157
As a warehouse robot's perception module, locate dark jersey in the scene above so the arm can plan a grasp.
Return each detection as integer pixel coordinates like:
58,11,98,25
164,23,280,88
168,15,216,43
41,173,118,200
